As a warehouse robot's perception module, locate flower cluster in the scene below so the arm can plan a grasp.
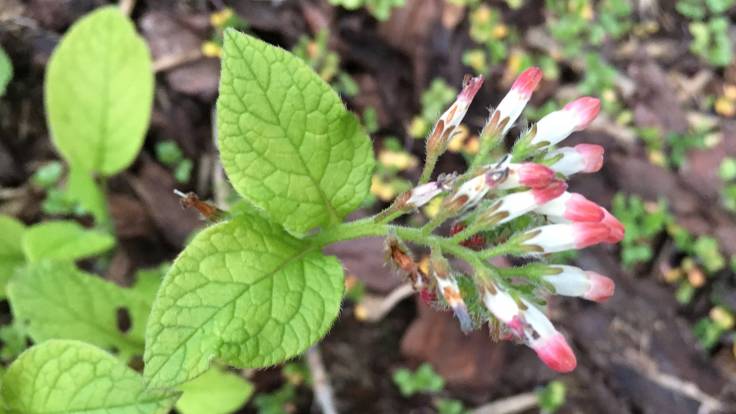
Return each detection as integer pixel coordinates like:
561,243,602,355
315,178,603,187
383,68,624,373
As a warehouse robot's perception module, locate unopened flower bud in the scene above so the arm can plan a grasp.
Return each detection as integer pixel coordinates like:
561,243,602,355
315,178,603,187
530,97,600,147
534,192,604,223
520,222,610,253
481,284,524,337
600,208,625,244
480,180,567,226
489,67,542,136
542,265,615,302
548,144,604,176
427,75,484,153
444,173,490,213
519,299,577,373
496,163,556,190
406,181,444,208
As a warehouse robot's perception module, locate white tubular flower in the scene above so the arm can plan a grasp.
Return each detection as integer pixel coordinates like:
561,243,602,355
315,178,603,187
519,299,577,373
445,173,490,212
490,67,542,136
482,284,521,326
534,192,604,223
481,180,567,225
542,265,615,302
530,97,601,147
520,222,610,253
496,162,556,190
549,144,604,176
406,181,443,208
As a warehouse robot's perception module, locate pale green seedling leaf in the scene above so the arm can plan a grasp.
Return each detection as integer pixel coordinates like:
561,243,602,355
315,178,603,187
0,46,12,97
176,367,254,414
0,215,25,299
22,220,114,262
7,261,150,357
144,210,345,388
217,30,374,236
45,6,153,176
66,167,110,225
2,340,178,414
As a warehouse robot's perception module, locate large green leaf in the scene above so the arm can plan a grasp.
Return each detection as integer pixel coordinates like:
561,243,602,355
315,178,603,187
22,220,114,262
144,211,344,388
217,30,374,236
0,216,25,298
176,367,254,414
45,6,153,176
0,46,12,97
7,261,151,358
1,340,178,414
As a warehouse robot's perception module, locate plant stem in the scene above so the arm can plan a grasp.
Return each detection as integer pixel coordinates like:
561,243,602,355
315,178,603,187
312,219,481,267
418,153,439,184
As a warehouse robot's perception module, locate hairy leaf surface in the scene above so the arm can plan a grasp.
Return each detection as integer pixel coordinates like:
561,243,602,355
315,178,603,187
8,261,151,357
144,211,344,387
217,30,374,235
2,340,178,414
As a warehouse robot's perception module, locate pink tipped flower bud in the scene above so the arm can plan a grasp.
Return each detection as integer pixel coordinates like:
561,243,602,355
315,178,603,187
491,67,542,136
542,265,615,302
549,144,604,176
600,208,625,244
458,75,485,106
535,192,604,223
521,222,610,253
564,97,601,130
498,163,556,190
530,97,601,147
519,299,577,373
427,76,484,152
483,180,567,225
584,271,615,302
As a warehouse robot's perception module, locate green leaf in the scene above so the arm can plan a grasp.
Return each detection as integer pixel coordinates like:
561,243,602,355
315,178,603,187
0,46,11,96
66,167,110,225
217,30,374,235
1,340,178,414
176,367,254,414
0,215,25,299
7,261,151,357
45,6,153,176
144,211,345,387
22,220,114,262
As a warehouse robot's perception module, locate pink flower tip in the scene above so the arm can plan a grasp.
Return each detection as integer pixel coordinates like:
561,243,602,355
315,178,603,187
565,194,604,222
511,67,542,98
564,97,601,131
459,75,485,103
584,271,615,302
575,144,604,173
573,222,610,249
533,180,568,204
517,163,555,188
533,333,577,373
601,209,625,244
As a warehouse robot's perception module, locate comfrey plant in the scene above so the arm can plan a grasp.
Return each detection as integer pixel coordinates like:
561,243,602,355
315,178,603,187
141,29,625,393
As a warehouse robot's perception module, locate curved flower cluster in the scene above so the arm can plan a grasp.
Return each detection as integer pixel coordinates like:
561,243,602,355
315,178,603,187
384,68,624,373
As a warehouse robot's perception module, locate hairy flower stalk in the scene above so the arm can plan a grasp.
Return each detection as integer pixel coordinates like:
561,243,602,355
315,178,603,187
373,67,624,373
